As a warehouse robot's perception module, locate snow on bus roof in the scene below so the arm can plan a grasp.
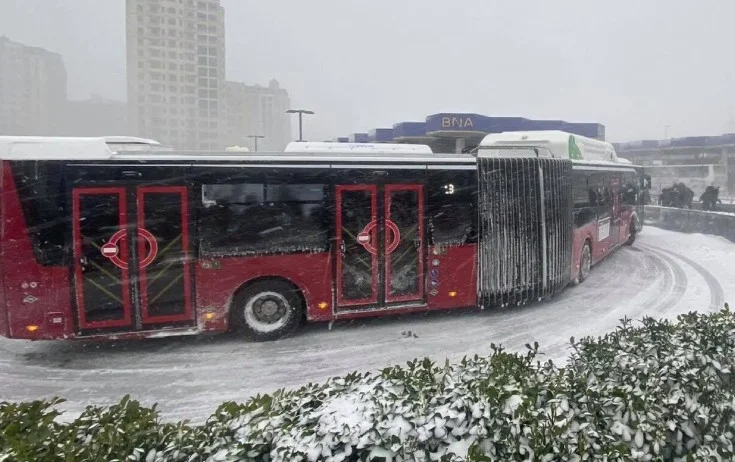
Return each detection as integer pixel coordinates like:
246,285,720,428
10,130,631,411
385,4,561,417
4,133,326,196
101,136,164,145
478,130,619,164
0,136,473,164
225,146,251,152
0,136,166,159
109,151,475,164
284,141,433,154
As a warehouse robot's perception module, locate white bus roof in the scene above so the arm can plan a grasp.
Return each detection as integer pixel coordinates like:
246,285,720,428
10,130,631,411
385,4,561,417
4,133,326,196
100,151,476,165
0,136,168,159
285,141,433,154
0,136,474,165
478,130,619,163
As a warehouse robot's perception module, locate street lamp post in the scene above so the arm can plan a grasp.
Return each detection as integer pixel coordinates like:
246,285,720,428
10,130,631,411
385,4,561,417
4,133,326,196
286,109,314,142
247,134,264,152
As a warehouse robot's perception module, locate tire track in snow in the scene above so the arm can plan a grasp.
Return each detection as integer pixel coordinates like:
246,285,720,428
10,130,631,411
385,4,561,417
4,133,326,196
415,245,657,342
640,243,725,311
480,243,703,361
424,245,681,361
637,247,688,315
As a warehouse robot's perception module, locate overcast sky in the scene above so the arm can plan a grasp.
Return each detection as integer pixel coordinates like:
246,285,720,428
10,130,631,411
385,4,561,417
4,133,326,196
2,0,735,142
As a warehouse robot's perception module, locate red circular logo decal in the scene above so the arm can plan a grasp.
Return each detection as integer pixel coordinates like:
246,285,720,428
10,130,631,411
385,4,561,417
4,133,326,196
357,220,378,255
355,220,402,256
101,229,159,270
385,220,401,255
137,229,159,268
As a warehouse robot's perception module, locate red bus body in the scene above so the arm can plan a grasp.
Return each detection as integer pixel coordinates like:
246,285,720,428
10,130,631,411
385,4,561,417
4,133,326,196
0,145,480,340
0,137,640,342
570,164,640,280
2,161,74,339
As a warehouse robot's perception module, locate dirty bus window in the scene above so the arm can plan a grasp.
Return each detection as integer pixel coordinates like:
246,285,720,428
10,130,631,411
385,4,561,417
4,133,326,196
199,183,328,256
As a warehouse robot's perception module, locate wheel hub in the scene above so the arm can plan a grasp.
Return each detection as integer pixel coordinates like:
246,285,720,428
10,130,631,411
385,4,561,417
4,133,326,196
252,297,286,324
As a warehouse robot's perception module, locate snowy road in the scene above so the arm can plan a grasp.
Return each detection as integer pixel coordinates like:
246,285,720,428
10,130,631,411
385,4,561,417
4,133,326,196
0,227,733,423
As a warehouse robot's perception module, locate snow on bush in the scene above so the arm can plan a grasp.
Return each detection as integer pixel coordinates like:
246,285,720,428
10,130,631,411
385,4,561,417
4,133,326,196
2,309,735,461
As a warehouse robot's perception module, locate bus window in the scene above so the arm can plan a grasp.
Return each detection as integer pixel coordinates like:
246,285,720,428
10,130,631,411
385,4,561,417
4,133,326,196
571,171,591,209
571,169,596,227
11,161,68,266
588,173,611,219
427,171,477,246
622,172,639,206
198,183,329,257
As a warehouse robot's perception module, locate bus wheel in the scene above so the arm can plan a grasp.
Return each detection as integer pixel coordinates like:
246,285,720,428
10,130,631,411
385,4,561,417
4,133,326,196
232,280,303,341
578,242,592,283
625,221,637,246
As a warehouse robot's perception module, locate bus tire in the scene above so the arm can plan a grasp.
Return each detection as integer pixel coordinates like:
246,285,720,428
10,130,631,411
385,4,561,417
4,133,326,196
578,241,592,283
625,220,637,246
231,280,303,341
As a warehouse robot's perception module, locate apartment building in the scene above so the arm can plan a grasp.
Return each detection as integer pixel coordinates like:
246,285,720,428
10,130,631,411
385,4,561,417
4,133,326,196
225,79,292,152
0,36,67,136
126,0,225,150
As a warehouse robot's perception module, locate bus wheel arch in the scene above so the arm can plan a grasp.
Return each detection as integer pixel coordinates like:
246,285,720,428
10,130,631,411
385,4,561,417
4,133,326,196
228,276,305,341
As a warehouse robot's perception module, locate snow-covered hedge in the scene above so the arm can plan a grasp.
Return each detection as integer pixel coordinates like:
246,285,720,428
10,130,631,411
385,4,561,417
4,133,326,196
3,309,735,461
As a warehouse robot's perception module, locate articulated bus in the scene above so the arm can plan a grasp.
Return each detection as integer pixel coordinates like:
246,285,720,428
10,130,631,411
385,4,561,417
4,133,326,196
477,132,642,290
0,132,642,342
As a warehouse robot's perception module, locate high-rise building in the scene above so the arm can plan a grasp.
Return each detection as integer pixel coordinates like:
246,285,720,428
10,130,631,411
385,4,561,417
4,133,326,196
126,0,225,150
0,36,67,136
225,79,292,151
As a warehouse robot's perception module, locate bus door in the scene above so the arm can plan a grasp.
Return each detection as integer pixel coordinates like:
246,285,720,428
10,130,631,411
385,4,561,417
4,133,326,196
335,184,425,310
71,185,193,333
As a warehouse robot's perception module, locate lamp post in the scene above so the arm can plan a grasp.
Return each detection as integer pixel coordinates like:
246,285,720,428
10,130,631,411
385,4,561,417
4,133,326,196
286,109,314,142
247,134,264,152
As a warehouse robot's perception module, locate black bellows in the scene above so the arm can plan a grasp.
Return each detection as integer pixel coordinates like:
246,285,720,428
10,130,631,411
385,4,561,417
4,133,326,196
477,157,573,308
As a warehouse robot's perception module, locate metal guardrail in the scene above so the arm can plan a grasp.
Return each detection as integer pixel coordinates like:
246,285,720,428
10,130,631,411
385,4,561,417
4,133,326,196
644,205,735,242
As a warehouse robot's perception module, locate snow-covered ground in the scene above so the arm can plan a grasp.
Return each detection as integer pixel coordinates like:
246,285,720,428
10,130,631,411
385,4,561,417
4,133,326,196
0,227,733,423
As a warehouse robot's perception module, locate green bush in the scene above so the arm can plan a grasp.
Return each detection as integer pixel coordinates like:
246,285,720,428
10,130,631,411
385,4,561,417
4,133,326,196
2,309,735,461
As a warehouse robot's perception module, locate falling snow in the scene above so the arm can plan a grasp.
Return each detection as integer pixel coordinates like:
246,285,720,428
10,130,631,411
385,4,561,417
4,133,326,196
0,227,733,426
